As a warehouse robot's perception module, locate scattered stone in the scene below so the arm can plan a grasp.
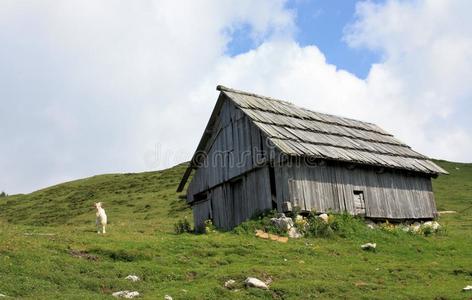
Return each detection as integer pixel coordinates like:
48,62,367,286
283,258,288,262
387,221,443,234
270,214,294,231
410,222,421,233
365,219,377,229
318,213,329,223
245,277,269,290
125,275,140,282
288,227,302,238
224,279,236,289
269,213,305,238
423,221,441,231
164,295,173,300
362,220,442,235
0,293,6,297
112,291,140,298
423,221,433,227
463,285,472,292
400,225,410,232
361,243,377,251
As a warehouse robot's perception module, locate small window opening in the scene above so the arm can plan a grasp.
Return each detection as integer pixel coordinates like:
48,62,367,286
353,190,366,216
194,191,208,202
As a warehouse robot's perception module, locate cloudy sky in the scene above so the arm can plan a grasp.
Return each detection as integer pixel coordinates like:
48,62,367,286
1,0,471,194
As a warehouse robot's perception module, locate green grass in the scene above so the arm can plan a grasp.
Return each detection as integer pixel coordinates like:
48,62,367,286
0,160,471,299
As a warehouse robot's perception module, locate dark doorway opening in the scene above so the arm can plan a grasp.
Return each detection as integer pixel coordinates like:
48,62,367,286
268,165,278,210
231,178,244,227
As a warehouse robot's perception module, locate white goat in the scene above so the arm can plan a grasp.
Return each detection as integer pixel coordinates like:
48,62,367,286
94,202,107,234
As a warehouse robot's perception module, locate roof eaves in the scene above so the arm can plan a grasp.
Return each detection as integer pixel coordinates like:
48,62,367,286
176,91,227,192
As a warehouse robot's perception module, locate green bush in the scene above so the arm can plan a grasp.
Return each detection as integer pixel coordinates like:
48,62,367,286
174,217,193,234
296,212,368,239
0,191,6,197
286,205,302,219
422,224,434,236
204,219,216,233
303,212,335,238
330,213,370,238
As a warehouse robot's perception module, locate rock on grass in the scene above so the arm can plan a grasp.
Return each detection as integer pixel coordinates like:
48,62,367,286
245,277,269,290
125,275,140,282
361,243,377,251
112,291,140,298
224,279,237,289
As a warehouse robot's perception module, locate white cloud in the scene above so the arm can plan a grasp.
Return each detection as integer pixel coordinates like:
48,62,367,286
192,40,369,117
194,0,472,165
0,0,471,194
0,0,293,193
346,0,472,160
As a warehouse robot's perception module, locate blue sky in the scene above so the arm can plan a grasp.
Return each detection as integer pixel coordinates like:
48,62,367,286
227,0,382,78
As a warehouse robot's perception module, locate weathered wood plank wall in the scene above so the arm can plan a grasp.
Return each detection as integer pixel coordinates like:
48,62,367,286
192,166,272,231
280,161,436,219
188,97,274,230
187,97,274,201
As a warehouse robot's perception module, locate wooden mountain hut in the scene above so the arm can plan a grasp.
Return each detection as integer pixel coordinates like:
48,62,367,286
177,86,448,231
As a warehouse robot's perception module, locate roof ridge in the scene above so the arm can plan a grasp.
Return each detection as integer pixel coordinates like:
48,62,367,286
216,85,294,106
217,85,380,128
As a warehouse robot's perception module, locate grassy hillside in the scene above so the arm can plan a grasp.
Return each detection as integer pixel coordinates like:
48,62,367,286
0,160,471,299
0,163,190,231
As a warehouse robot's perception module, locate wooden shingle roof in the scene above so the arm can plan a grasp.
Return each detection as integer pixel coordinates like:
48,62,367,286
177,85,447,192
219,85,447,175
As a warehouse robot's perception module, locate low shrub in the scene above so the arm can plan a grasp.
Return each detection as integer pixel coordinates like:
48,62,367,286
301,212,366,238
421,224,434,236
174,217,193,234
204,219,216,233
308,215,334,238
